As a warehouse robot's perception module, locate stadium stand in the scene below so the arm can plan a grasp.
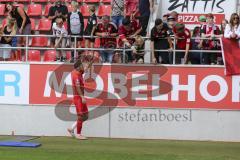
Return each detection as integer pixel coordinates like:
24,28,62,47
30,18,36,31
43,50,57,62
27,50,41,61
32,0,48,3
27,4,42,17
0,4,5,16
30,37,49,47
43,4,53,16
83,0,100,3
80,5,91,17
36,18,52,31
97,5,111,16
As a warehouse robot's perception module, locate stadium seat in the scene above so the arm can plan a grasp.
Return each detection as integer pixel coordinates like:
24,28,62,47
83,0,100,2
94,38,100,48
66,51,71,60
30,37,48,47
77,0,83,2
43,50,56,61
97,5,111,16
32,0,48,2
36,18,52,31
30,18,36,31
49,0,71,2
14,4,24,9
0,4,5,16
27,50,41,62
80,5,90,17
101,0,111,3
43,4,53,16
15,0,30,2
27,4,42,16
0,0,13,2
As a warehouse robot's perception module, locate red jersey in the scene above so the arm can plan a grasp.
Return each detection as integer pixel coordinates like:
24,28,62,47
71,69,84,98
95,22,118,48
125,0,138,16
201,24,221,49
173,27,191,50
118,20,141,47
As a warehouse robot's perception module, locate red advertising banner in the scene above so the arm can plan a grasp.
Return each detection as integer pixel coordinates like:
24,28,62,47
30,64,240,110
178,13,225,25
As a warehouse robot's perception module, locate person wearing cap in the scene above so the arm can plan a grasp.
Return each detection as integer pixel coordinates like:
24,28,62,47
201,13,222,65
150,18,173,64
163,14,169,24
118,17,142,63
95,15,118,63
170,11,179,22
167,16,176,36
173,23,191,64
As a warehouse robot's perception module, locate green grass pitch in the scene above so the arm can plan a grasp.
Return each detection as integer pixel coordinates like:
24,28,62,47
0,136,240,160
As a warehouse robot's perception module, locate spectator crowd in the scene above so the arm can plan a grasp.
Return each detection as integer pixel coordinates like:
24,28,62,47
0,0,239,65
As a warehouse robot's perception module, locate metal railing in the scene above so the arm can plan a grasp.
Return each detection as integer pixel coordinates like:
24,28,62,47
0,34,224,65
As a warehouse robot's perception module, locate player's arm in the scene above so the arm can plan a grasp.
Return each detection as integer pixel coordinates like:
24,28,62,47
75,83,86,104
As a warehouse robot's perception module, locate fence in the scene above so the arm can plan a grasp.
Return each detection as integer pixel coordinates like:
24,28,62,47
0,34,225,65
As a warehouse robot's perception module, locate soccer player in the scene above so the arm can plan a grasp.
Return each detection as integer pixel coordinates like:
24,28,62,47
68,59,94,140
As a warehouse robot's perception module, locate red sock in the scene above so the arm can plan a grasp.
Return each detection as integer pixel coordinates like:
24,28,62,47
77,120,83,135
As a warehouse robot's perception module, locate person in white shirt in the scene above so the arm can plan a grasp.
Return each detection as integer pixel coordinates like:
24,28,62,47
53,15,68,61
67,0,84,62
224,13,240,39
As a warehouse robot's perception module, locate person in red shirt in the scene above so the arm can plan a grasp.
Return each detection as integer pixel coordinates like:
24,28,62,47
125,0,138,17
68,59,93,140
201,13,222,64
95,15,118,63
173,23,191,64
118,18,142,63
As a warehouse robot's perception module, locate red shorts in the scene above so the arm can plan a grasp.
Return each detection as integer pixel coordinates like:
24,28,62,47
74,97,88,115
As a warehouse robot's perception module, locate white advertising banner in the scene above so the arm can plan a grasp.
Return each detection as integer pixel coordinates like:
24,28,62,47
0,64,29,104
161,0,237,25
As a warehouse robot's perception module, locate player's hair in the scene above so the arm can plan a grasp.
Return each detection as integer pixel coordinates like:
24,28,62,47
74,60,83,69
